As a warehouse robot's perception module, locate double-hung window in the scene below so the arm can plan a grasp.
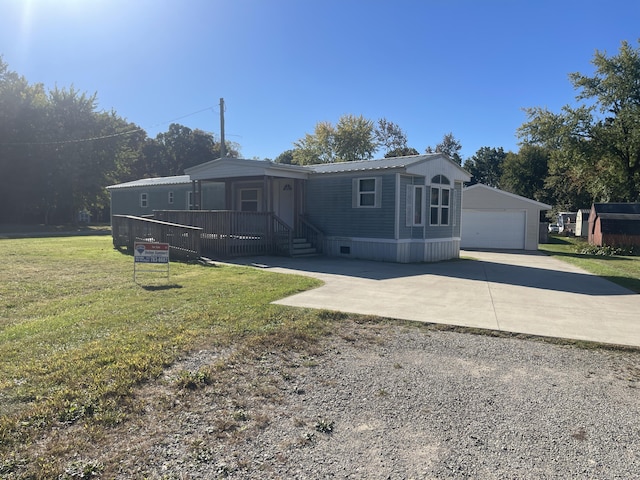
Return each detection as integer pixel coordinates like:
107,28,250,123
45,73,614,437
168,191,174,205
429,175,450,226
140,193,148,208
240,189,260,212
353,177,381,208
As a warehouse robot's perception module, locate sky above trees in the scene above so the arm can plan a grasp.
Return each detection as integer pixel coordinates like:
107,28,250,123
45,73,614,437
1,0,639,161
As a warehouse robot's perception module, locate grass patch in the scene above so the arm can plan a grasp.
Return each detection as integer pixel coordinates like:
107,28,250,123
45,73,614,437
539,235,640,293
0,235,323,476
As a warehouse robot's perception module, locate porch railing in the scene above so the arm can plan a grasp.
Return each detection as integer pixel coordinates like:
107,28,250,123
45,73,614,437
296,215,324,254
111,215,202,261
153,210,294,258
112,211,323,259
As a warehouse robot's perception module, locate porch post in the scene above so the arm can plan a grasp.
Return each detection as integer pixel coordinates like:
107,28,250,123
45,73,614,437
191,180,202,210
263,176,271,212
196,180,202,209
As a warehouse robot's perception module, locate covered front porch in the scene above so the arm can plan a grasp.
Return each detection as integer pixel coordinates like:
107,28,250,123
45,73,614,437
111,158,323,260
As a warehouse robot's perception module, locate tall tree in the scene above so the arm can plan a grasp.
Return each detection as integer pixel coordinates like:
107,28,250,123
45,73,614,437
463,147,507,187
425,132,463,164
0,57,147,223
334,114,378,162
293,121,336,165
375,118,408,155
292,115,378,164
385,146,419,158
132,123,239,178
274,149,295,164
500,145,549,201
519,40,640,202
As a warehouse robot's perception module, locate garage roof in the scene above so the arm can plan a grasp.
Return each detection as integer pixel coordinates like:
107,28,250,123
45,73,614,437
463,183,551,210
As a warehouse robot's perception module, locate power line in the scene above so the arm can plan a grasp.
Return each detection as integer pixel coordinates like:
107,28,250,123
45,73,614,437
0,105,217,147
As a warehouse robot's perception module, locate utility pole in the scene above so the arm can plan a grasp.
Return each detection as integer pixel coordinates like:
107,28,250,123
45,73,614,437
219,97,226,158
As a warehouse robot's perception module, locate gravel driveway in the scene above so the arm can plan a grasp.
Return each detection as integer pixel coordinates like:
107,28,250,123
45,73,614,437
101,320,640,479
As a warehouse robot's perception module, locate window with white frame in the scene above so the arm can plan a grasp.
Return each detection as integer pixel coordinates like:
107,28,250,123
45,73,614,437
406,185,425,226
140,193,148,208
352,177,381,208
168,191,174,205
429,175,450,226
240,188,259,212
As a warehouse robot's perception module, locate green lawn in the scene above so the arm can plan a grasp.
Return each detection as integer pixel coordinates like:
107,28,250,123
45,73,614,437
2,233,639,477
539,235,640,293
0,235,325,475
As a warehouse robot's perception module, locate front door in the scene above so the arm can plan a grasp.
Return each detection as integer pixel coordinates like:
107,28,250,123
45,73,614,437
274,179,295,228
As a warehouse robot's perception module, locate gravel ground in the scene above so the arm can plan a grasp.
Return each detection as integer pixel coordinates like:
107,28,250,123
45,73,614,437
85,320,640,479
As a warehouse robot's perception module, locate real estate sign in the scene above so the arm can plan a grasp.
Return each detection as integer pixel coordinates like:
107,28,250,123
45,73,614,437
134,242,170,263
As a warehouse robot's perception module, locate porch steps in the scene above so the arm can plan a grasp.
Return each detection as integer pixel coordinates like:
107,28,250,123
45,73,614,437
291,237,318,257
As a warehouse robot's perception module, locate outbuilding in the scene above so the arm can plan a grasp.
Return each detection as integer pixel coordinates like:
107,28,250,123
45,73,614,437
588,203,640,247
461,184,551,250
575,209,591,237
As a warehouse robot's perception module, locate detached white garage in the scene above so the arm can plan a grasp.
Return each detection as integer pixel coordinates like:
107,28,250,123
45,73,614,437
461,184,551,250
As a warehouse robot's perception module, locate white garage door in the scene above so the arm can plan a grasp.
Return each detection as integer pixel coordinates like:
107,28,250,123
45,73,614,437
461,210,526,249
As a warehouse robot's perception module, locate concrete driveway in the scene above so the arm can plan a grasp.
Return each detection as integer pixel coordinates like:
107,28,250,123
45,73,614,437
234,250,640,348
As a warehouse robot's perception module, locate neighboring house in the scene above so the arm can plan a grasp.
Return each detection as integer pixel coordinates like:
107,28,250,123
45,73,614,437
588,203,640,247
107,154,471,263
557,211,577,235
461,184,551,250
575,209,591,237
106,175,225,216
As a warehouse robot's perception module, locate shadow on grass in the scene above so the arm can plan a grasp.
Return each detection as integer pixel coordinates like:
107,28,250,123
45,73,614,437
139,284,183,291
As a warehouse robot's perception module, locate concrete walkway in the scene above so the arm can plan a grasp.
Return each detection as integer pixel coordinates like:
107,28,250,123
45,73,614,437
234,250,640,348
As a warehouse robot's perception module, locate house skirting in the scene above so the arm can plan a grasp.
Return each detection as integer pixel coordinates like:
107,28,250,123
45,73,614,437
323,236,461,263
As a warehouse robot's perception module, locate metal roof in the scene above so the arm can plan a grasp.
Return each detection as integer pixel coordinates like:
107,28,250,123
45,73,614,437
593,203,640,215
106,175,191,190
463,183,552,209
308,154,443,174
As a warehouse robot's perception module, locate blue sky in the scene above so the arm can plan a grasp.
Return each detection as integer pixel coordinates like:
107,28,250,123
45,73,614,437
1,0,639,161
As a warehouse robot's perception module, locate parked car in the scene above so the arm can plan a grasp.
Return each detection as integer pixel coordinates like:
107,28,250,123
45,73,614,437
548,223,560,233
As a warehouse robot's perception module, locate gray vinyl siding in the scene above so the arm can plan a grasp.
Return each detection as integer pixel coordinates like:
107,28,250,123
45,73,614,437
306,174,396,238
110,183,224,216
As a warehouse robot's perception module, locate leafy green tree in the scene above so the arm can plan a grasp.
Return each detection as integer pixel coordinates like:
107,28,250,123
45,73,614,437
293,121,335,165
0,59,49,222
292,114,379,164
375,118,408,155
385,146,420,158
334,114,378,162
500,145,549,200
519,40,640,202
463,147,507,187
425,132,463,164
133,123,239,177
274,149,295,164
0,57,148,223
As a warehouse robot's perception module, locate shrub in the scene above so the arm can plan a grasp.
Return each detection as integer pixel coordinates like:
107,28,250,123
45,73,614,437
577,244,636,256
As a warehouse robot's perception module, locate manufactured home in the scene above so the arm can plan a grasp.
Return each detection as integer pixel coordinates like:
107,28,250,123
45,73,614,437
107,154,471,262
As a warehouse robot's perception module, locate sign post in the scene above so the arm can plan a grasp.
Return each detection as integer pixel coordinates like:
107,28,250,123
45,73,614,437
134,242,170,282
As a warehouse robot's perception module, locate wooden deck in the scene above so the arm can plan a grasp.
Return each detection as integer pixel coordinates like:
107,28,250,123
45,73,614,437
111,215,203,260
111,210,314,259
